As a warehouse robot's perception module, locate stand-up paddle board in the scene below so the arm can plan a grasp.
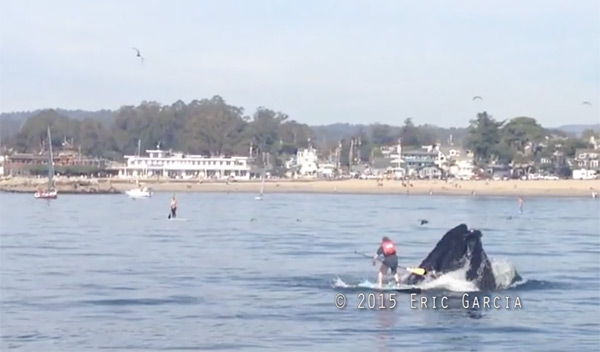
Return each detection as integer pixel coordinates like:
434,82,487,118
333,278,422,294
395,287,421,294
367,285,421,294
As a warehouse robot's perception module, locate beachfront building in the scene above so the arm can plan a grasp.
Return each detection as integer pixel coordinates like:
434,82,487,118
573,168,597,180
401,148,439,177
119,148,251,180
386,141,405,179
2,145,106,176
374,140,475,179
438,146,475,180
572,148,600,180
317,163,336,178
285,143,320,178
574,148,599,169
448,159,475,180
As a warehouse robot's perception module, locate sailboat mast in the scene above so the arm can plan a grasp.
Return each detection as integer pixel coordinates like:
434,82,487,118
260,171,265,196
47,127,55,189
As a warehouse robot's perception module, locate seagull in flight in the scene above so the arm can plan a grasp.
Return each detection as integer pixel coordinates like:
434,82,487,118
132,47,144,63
582,101,592,106
472,96,483,101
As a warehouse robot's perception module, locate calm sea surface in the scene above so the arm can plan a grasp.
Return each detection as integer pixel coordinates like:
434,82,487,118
1,192,599,352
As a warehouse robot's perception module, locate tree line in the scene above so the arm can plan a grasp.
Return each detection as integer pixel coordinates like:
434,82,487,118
1,96,597,173
465,112,596,175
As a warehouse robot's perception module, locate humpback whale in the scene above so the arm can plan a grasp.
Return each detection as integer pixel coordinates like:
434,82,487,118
405,224,517,291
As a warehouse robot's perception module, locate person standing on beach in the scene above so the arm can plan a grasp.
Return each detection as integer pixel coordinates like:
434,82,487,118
373,236,401,288
169,195,177,219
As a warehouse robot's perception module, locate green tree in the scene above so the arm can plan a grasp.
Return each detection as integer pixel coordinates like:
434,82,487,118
400,118,419,146
500,117,545,159
370,123,399,146
465,112,502,166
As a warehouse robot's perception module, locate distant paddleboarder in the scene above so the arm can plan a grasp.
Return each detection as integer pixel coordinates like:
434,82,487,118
168,195,177,219
373,236,401,288
518,197,523,213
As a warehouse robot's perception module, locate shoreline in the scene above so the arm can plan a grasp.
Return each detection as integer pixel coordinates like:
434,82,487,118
0,178,598,198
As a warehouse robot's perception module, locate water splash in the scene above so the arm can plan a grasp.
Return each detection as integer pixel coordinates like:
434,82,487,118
333,256,523,293
490,257,522,290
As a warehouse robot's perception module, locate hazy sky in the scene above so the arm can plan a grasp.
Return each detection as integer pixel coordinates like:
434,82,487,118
1,0,598,127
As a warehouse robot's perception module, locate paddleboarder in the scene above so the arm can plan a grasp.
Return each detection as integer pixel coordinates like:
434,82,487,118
373,236,401,288
518,196,523,213
169,195,177,219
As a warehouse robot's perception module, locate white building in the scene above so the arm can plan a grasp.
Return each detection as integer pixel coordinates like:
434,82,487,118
572,169,597,180
120,149,251,180
0,156,4,176
388,142,405,179
286,144,320,178
317,163,336,178
438,146,475,179
449,159,475,180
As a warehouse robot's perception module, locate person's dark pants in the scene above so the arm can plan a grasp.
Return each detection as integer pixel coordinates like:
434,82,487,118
381,255,398,275
171,207,177,218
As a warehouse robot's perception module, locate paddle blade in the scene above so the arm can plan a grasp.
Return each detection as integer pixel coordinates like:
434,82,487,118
407,267,427,276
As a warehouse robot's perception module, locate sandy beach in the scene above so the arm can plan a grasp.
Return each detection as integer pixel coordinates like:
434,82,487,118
125,178,599,197
1,177,598,197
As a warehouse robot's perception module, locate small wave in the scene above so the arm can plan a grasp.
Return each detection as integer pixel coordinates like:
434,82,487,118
1,332,59,343
82,295,200,306
79,283,138,291
99,343,263,350
506,279,565,291
249,275,335,289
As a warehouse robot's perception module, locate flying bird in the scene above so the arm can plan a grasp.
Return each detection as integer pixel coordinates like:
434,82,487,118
472,96,483,101
582,101,592,106
132,47,144,63
419,219,429,225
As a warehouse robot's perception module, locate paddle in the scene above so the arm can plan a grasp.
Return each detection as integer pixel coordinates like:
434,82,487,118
354,251,427,276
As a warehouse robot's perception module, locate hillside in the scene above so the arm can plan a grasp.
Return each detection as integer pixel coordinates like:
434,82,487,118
0,105,595,156
556,124,600,136
1,109,468,147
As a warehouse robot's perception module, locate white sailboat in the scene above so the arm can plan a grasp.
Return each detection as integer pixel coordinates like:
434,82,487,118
255,173,265,200
34,127,58,199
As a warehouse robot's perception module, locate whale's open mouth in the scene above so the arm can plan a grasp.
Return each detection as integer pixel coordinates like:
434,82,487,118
403,224,516,291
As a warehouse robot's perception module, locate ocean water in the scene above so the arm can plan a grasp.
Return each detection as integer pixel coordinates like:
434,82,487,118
0,192,599,352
